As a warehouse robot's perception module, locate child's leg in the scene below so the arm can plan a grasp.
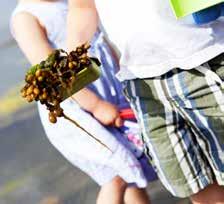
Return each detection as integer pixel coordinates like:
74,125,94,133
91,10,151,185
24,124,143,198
190,183,224,204
96,176,127,204
124,186,151,204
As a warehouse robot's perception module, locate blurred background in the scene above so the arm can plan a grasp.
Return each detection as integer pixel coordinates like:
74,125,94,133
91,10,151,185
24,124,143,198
0,1,190,203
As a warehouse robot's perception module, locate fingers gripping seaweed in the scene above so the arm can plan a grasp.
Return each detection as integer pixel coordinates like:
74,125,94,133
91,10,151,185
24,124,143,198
21,44,110,151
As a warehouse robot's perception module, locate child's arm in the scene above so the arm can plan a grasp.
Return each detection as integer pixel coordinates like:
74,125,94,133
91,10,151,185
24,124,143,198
73,90,123,127
66,0,100,117
67,0,98,51
12,12,53,64
12,12,122,127
66,0,122,127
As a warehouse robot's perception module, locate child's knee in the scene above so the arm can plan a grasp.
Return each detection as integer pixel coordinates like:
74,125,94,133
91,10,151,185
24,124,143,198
191,183,224,204
110,176,127,190
100,176,127,194
208,183,224,203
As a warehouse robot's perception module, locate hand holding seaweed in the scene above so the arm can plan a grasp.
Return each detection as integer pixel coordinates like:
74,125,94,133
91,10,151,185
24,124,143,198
20,43,111,151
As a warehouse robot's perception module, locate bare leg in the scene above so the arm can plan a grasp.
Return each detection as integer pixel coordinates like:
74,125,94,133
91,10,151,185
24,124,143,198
124,187,151,204
191,183,224,204
96,176,127,204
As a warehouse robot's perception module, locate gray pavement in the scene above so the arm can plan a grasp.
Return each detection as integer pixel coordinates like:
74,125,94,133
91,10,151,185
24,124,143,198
0,0,29,97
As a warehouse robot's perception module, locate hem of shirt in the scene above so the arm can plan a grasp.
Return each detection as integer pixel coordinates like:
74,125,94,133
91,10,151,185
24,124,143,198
116,43,224,81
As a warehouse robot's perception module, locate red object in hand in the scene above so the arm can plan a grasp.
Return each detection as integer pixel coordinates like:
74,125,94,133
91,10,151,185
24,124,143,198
119,108,136,120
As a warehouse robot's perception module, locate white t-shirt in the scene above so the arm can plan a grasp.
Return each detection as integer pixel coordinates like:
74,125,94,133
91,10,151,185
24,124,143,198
95,0,224,80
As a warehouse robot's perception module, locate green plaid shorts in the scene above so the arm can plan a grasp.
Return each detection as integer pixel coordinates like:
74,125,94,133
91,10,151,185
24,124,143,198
123,54,224,197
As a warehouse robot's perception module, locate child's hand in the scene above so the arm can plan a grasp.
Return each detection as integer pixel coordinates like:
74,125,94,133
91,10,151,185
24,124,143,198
92,100,123,127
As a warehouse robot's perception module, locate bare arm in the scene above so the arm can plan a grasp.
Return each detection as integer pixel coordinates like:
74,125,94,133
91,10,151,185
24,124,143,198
67,0,98,51
67,0,122,126
66,0,102,113
12,12,53,64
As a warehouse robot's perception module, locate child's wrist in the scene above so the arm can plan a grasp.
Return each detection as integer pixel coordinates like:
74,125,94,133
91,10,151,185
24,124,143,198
90,98,103,114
